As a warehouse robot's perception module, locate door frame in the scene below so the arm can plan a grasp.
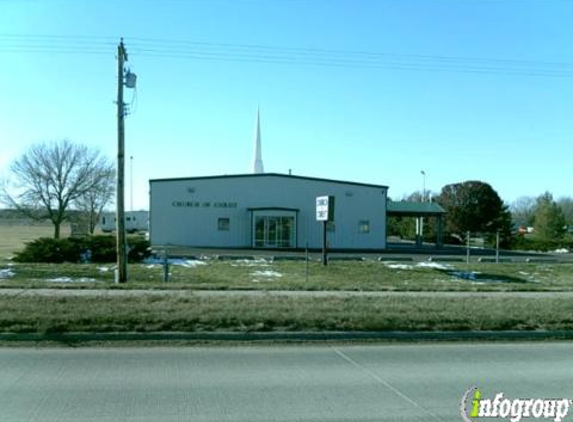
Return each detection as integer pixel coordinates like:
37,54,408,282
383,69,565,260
249,208,299,248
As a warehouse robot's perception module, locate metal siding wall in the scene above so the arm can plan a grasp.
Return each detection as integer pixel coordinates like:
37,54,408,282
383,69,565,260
150,176,387,249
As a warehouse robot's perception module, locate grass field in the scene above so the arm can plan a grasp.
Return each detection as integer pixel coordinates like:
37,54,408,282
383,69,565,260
1,294,572,334
0,223,71,259
2,223,573,335
1,224,572,294
0,259,572,292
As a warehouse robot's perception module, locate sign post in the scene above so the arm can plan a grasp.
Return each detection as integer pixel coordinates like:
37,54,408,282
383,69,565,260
322,220,327,266
495,230,500,264
316,195,335,266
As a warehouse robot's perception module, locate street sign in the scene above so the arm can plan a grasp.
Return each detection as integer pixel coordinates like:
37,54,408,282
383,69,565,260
316,195,335,222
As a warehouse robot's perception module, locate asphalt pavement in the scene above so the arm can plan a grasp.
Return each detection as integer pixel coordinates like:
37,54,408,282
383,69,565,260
1,342,573,422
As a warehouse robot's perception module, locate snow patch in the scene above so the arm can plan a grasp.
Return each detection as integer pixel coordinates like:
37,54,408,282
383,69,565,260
384,263,414,270
417,262,452,270
232,259,270,267
553,248,570,254
45,277,96,283
171,259,206,268
382,261,453,270
0,269,15,279
143,257,207,268
252,270,282,278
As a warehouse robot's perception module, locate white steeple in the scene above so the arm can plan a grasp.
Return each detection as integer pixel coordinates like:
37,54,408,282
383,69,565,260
252,108,264,174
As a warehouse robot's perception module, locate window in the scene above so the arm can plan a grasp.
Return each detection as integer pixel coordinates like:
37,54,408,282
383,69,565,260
358,220,370,234
218,218,230,231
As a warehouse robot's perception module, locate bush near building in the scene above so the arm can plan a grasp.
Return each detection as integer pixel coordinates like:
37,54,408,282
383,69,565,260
13,235,150,263
511,234,573,252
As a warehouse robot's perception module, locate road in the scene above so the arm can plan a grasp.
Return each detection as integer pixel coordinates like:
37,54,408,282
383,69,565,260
1,342,573,421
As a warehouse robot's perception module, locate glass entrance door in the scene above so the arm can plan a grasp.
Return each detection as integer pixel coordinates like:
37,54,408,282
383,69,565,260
254,216,295,248
266,217,278,247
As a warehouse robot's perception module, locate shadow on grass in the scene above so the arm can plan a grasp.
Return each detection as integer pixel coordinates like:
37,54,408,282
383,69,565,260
440,270,529,284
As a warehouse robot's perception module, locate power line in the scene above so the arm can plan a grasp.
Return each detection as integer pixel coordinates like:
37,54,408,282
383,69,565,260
1,33,572,77
0,34,115,55
129,50,573,77
128,36,573,69
0,33,117,43
0,47,110,55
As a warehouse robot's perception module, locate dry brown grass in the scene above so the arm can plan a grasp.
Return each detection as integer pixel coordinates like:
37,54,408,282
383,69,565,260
0,222,71,259
1,294,573,333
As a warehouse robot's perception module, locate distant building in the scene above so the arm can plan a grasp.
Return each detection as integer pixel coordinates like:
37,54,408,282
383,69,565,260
100,211,149,233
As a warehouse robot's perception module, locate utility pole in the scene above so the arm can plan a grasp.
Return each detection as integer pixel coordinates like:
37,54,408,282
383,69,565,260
420,170,426,247
130,155,134,211
116,38,128,283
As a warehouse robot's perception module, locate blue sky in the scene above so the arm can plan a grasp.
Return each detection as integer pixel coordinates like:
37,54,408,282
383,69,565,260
1,0,572,210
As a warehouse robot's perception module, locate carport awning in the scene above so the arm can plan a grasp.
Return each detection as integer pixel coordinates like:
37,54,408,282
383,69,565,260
387,201,446,217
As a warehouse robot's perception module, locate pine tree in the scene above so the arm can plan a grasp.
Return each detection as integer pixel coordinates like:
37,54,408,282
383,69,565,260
533,192,567,240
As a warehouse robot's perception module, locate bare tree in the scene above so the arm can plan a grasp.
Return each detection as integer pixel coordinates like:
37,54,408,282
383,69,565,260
510,196,536,228
1,140,115,238
73,164,115,235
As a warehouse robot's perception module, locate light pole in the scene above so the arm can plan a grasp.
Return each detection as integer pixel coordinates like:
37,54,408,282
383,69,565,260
420,170,426,202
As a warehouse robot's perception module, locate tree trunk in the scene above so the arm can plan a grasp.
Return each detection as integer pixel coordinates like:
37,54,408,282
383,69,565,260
54,223,61,239
89,212,96,235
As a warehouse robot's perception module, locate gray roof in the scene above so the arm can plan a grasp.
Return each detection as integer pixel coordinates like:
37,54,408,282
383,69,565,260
150,173,388,190
387,201,446,216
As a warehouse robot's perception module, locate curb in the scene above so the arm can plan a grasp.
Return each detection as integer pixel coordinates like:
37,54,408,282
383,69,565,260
2,330,573,343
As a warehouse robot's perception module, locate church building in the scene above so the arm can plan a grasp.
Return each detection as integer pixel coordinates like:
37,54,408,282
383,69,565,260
149,111,389,250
